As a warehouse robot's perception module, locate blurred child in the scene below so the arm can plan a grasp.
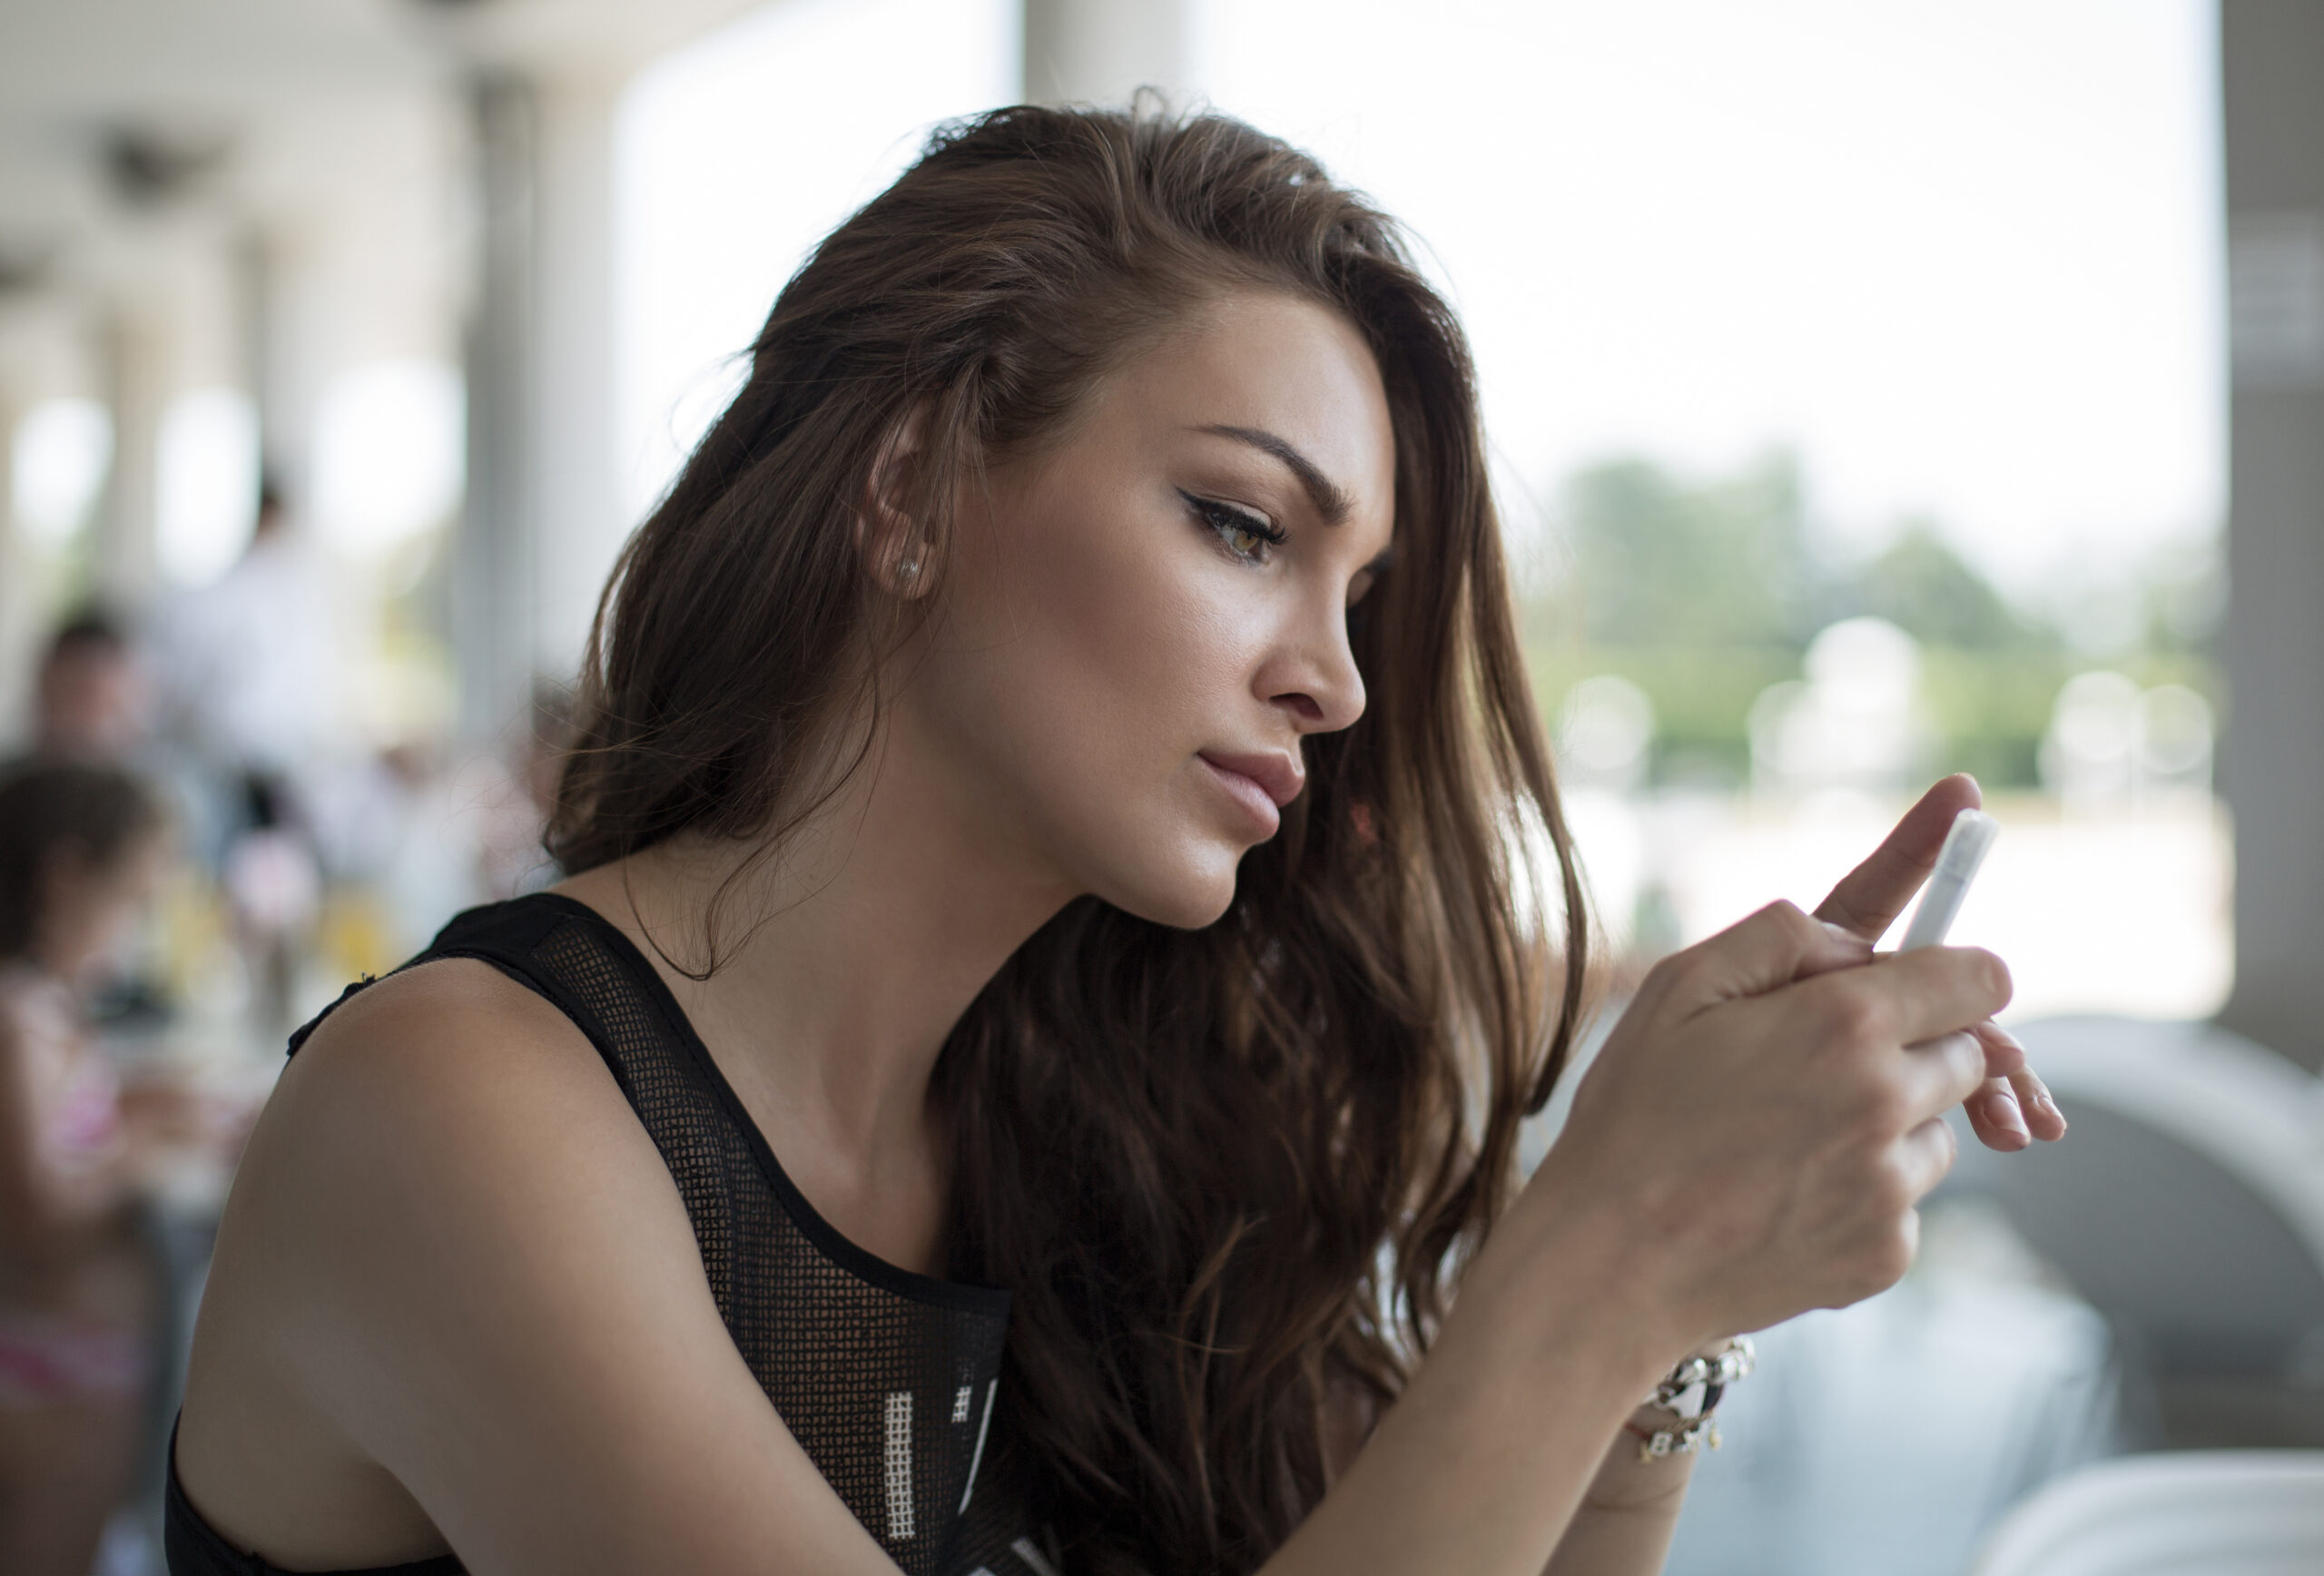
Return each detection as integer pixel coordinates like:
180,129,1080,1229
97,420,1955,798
0,763,222,1572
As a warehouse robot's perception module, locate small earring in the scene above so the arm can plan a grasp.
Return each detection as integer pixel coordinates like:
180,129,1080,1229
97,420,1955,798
896,555,921,585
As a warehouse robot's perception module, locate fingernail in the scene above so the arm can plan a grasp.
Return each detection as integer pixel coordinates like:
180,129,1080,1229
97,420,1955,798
1986,1023,2023,1049
1821,921,1870,949
1989,1088,2028,1137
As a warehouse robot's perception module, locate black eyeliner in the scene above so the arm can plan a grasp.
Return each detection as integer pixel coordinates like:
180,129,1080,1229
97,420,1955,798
1176,488,1287,547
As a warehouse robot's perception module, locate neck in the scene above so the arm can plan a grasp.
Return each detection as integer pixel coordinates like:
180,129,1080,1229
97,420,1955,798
559,710,1077,1172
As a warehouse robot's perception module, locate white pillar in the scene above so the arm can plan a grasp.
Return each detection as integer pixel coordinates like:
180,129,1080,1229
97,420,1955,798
529,73,625,686
96,299,168,615
443,0,773,742
454,67,625,743
0,381,30,746
2217,1,2324,1071
1022,0,1196,108
455,72,540,743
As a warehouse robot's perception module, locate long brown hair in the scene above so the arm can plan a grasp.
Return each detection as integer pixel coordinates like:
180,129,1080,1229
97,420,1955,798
550,102,1589,1574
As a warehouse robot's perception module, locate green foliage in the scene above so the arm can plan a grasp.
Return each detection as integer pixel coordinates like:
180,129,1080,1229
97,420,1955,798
1563,453,1816,647
1830,521,2043,651
1524,643,1797,787
1522,452,2219,791
1912,647,2071,788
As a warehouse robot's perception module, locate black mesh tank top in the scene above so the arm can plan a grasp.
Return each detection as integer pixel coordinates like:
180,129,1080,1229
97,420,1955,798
166,891,1058,1576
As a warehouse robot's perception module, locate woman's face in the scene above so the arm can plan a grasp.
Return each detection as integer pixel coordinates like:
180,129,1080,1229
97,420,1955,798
896,290,1398,929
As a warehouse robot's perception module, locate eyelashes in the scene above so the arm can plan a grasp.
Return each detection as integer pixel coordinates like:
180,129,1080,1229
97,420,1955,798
1177,488,1287,565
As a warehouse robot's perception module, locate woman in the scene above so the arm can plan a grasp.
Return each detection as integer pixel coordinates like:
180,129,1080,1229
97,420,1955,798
171,103,2060,1576
0,763,176,1571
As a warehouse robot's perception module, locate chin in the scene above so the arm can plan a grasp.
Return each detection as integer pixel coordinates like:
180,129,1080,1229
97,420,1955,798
1089,836,1248,931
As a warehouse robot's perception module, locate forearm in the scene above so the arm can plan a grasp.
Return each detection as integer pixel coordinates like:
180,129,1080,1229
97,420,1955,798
1540,1413,1698,1576
1541,1494,1689,1576
1261,1208,1687,1576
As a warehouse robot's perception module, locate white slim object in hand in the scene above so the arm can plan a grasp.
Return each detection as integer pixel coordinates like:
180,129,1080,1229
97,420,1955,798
1899,808,1999,951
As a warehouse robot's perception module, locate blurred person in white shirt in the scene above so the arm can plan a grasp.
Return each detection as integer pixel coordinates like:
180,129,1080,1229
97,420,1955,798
148,480,343,801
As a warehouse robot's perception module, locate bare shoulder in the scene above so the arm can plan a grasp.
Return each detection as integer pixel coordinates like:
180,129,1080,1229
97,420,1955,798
181,957,893,1572
205,957,661,1281
177,961,640,1554
236,956,643,1209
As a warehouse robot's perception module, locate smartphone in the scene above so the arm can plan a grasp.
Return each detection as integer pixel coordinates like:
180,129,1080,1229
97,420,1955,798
1898,809,1998,951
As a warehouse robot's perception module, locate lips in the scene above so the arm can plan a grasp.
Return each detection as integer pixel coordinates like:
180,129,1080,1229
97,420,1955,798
1197,750,1305,834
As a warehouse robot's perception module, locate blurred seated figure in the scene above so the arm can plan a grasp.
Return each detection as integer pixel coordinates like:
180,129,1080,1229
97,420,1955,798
0,763,241,1572
27,609,150,767
16,609,195,1044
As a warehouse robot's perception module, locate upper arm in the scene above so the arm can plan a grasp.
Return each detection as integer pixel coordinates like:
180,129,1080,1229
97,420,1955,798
202,962,899,1576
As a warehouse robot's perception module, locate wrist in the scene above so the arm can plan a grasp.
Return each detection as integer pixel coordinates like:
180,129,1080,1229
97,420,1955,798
1285,1216,1689,1575
1482,1155,1709,1377
1618,1333,1754,1467
1459,1199,1700,1404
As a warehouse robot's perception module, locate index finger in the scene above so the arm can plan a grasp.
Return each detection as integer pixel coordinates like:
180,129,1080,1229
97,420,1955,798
1814,774,1984,943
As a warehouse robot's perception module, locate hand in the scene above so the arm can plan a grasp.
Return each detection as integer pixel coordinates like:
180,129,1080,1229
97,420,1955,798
1524,846,2013,1347
1810,775,2066,1152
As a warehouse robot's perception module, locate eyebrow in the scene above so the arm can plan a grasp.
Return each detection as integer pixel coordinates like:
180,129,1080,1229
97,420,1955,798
1193,424,1354,527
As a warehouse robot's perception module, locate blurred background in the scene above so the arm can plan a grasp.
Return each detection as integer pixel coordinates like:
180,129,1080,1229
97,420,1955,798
3,1,2322,1572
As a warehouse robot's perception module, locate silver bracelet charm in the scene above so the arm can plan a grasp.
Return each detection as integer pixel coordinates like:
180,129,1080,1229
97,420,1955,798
1630,1411,1724,1462
1641,1334,1756,1417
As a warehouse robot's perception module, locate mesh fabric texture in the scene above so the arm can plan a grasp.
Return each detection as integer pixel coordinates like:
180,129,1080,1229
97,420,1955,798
167,892,1054,1576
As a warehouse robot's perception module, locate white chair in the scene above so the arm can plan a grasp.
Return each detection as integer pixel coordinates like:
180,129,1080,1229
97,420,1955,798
1968,1452,2324,1576
1949,1016,2324,1394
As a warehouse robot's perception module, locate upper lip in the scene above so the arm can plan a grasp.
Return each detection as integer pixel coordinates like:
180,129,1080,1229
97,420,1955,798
1199,750,1305,808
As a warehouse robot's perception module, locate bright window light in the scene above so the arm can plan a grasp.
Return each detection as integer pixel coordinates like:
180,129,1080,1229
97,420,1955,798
312,359,465,557
615,0,1018,520
11,398,113,548
156,386,261,587
1196,0,2221,581
1193,0,2225,1020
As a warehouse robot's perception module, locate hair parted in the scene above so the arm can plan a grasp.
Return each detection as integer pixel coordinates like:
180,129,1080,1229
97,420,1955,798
549,100,1590,1574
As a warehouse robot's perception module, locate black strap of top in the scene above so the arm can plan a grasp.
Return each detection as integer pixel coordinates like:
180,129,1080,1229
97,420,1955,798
241,892,1040,1576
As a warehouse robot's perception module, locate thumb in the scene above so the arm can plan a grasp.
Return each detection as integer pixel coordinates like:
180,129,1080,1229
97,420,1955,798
1666,900,1873,1015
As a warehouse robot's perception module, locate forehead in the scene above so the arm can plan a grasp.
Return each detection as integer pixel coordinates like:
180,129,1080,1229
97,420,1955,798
1098,291,1397,534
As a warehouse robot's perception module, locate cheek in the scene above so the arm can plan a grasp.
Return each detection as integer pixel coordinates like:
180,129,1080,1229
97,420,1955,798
1047,545,1235,744
934,505,1252,834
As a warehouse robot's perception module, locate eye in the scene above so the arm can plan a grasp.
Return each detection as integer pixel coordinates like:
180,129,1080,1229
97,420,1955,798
1179,488,1287,566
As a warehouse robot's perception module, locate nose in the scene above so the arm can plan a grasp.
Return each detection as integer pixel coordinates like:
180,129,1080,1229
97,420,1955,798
1259,600,1367,736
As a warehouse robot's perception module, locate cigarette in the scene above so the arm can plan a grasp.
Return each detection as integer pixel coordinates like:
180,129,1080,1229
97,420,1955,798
1899,809,1999,951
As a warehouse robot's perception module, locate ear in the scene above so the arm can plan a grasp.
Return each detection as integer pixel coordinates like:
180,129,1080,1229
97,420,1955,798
857,400,940,599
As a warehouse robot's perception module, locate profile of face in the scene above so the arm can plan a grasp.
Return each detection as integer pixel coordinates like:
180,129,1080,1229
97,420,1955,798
890,291,1398,930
